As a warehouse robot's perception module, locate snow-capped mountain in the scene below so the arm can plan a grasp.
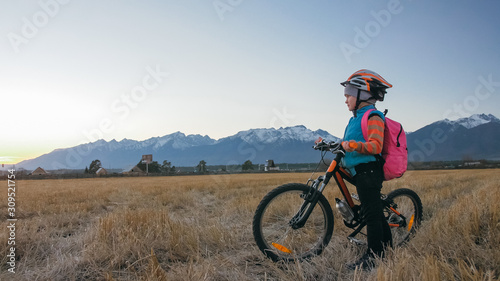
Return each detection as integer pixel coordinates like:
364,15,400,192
454,114,500,129
224,125,338,145
407,114,500,162
439,114,500,130
151,132,216,149
16,125,339,170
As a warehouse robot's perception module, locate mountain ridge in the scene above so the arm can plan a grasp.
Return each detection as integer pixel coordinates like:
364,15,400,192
406,114,500,162
16,125,339,170
14,114,500,170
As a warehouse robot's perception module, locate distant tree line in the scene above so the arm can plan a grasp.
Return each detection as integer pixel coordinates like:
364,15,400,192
77,158,500,178
82,159,275,175
136,160,177,174
84,159,177,175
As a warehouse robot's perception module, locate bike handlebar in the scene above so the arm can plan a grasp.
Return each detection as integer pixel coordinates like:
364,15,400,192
312,138,346,184
313,138,344,154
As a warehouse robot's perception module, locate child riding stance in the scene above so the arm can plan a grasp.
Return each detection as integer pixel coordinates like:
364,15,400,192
340,69,393,270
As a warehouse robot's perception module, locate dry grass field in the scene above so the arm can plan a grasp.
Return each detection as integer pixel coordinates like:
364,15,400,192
1,169,499,280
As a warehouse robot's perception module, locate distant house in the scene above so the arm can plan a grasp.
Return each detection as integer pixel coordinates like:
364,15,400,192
31,167,48,176
123,165,146,176
265,160,280,172
96,167,108,176
464,161,481,167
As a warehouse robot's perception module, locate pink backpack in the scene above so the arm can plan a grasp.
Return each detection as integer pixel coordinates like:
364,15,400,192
361,109,407,181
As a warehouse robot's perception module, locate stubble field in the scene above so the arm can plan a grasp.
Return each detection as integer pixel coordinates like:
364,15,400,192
1,169,499,281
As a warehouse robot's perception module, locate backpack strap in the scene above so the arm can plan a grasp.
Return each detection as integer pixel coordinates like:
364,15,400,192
361,108,385,164
361,109,375,141
361,108,385,141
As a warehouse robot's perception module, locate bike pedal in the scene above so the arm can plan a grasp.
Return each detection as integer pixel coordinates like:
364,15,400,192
348,237,367,246
351,193,359,201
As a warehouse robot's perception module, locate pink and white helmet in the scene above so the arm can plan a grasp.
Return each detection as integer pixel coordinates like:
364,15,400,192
341,69,392,101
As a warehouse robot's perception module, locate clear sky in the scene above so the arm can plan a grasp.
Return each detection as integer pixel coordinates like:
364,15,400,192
1,0,499,164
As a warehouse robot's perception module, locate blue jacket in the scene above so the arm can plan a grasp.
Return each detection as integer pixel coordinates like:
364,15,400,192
341,105,385,176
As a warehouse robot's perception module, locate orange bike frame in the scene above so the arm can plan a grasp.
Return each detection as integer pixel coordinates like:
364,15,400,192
326,159,356,208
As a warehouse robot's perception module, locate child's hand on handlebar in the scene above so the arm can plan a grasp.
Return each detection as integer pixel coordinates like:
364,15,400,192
342,141,358,152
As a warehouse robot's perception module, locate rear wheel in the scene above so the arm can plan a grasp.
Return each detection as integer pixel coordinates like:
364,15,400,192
252,183,334,262
384,188,423,246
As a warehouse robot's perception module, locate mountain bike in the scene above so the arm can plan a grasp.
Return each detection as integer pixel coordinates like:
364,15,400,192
252,138,422,262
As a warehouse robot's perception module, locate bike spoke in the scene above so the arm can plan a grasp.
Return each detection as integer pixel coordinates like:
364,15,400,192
384,189,422,247
253,183,334,261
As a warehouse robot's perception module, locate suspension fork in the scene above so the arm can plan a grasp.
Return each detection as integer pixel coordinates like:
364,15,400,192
289,161,338,229
289,179,327,229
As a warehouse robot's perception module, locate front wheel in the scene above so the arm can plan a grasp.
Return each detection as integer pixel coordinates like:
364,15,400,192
252,183,334,262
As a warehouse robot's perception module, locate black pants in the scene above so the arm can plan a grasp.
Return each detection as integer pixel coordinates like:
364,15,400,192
354,161,392,256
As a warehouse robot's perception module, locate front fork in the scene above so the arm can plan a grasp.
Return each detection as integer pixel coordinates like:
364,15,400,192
289,175,330,229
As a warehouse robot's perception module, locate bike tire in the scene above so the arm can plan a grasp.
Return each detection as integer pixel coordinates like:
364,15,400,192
384,188,423,247
252,183,334,262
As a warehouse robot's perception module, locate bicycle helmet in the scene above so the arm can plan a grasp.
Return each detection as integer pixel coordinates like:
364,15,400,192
341,69,392,101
